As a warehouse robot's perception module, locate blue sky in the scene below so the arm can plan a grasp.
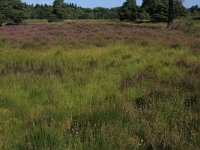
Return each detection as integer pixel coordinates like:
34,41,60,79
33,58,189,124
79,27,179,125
22,0,200,8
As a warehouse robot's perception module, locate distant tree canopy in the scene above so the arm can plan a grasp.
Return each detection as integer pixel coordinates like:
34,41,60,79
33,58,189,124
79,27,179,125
23,2,120,22
189,5,200,18
53,0,65,19
119,0,137,21
0,0,26,26
141,0,185,22
190,5,200,14
0,0,197,26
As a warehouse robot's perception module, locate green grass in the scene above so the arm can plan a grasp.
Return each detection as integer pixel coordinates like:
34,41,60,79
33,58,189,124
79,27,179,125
24,19,48,24
172,18,200,36
0,20,200,149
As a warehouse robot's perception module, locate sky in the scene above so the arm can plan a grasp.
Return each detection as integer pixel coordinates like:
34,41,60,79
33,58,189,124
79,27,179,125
22,0,200,8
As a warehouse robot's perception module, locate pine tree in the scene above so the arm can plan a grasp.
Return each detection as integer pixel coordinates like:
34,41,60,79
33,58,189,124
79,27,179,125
141,0,185,22
0,0,26,25
53,0,65,19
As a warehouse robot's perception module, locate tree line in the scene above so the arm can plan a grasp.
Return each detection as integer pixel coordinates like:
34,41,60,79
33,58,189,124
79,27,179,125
0,0,199,26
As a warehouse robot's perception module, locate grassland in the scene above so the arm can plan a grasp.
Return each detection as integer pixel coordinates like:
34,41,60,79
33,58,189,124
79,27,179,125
0,20,200,149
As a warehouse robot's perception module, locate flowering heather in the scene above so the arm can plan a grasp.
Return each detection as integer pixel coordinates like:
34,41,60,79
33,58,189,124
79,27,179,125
0,21,199,49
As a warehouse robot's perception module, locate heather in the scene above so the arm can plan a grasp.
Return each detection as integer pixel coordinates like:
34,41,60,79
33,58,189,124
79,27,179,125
0,20,200,149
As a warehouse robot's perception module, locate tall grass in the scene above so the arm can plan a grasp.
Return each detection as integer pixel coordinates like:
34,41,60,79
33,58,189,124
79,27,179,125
0,20,199,149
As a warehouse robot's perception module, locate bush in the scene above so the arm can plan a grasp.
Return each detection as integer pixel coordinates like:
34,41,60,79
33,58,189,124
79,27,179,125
6,21,18,26
48,14,58,22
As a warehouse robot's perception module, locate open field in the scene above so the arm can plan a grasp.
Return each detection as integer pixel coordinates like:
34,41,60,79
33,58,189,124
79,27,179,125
0,20,200,149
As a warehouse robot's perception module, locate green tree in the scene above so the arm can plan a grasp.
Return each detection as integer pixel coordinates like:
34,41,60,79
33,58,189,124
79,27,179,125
53,0,65,19
174,0,186,17
119,0,137,21
167,0,185,27
142,0,185,22
137,8,150,22
142,0,168,22
0,0,26,26
110,7,121,19
189,5,200,19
